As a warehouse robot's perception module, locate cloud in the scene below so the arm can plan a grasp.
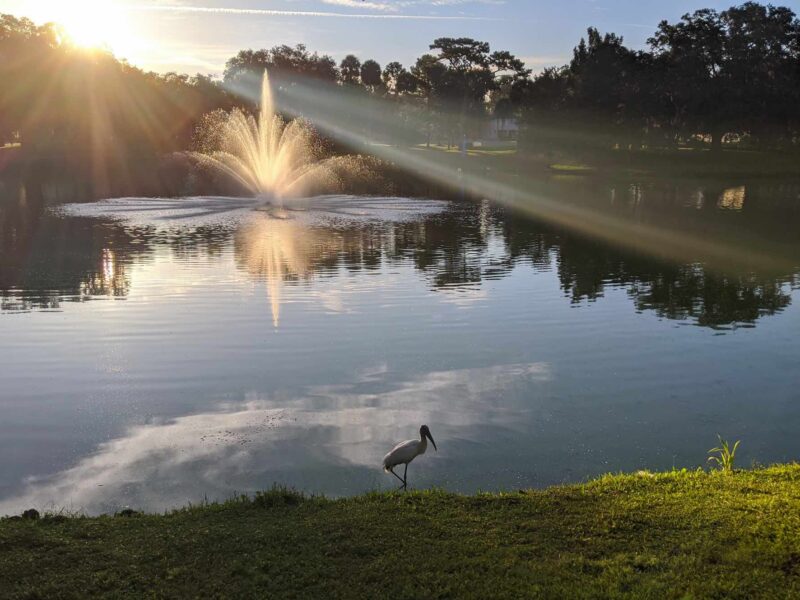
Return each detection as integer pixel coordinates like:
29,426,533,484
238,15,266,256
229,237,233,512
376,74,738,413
520,55,569,67
519,55,569,72
130,3,499,20
320,0,396,10
321,0,506,9
0,362,550,515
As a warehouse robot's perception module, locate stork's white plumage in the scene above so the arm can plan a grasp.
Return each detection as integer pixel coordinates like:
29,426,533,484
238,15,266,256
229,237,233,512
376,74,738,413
383,425,437,489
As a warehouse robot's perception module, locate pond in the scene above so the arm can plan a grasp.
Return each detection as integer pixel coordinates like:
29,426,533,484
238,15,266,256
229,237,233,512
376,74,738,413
1,178,798,514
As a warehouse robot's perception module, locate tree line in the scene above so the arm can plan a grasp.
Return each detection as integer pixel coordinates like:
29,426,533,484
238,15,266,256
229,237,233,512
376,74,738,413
0,14,236,160
514,2,800,155
1,1,799,175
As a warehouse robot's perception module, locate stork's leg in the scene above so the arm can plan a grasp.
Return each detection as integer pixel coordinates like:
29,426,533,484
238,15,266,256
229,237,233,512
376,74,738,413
388,467,405,486
403,463,408,489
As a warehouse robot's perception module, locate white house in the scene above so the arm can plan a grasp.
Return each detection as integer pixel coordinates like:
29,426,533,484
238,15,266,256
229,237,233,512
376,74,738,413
484,117,519,142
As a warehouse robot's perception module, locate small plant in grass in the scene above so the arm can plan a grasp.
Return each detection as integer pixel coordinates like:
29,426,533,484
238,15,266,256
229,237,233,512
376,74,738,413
708,435,741,473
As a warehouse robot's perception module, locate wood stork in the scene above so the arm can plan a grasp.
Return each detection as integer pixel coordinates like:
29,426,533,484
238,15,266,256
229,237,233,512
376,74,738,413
383,425,437,489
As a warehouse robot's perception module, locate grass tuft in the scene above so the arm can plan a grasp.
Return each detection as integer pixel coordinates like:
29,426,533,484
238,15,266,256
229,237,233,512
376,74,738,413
708,435,741,472
252,485,309,508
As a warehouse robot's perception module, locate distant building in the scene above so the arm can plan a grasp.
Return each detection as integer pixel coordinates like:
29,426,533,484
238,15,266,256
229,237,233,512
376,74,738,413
484,117,519,142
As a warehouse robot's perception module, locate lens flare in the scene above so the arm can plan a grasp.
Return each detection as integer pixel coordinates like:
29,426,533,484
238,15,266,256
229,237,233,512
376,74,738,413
29,0,139,58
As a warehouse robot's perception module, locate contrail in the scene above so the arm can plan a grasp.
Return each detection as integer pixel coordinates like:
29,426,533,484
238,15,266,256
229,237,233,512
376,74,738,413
129,4,498,21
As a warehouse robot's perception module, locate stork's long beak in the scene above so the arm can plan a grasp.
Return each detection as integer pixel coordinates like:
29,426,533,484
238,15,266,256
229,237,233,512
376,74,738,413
427,431,437,451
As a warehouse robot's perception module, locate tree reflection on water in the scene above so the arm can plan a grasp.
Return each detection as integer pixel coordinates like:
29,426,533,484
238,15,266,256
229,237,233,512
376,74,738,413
1,178,798,329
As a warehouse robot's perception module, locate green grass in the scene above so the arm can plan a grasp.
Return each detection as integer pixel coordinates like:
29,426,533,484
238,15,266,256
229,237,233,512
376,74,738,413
3,466,800,598
421,143,516,154
549,163,597,173
414,143,800,178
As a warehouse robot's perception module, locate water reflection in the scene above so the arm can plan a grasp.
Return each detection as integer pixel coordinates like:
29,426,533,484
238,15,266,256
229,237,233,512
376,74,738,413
0,362,549,514
233,199,447,326
1,181,799,328
0,189,136,312
1,178,800,513
235,213,346,327
718,186,746,211
229,193,799,330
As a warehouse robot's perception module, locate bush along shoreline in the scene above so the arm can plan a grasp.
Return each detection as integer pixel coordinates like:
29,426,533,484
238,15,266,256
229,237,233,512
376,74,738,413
2,464,800,598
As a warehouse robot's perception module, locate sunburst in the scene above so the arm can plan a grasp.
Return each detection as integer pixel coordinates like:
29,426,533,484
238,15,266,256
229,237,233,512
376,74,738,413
29,0,141,58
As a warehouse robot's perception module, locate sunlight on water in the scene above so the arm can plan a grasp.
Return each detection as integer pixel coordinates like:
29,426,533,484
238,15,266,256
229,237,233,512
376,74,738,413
718,186,747,211
236,214,338,327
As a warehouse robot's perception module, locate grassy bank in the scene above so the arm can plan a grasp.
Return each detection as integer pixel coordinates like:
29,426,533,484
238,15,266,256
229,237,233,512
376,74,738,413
411,144,800,180
3,466,800,598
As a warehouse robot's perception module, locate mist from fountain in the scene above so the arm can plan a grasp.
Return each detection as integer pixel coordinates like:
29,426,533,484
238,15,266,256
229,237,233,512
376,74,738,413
192,71,347,202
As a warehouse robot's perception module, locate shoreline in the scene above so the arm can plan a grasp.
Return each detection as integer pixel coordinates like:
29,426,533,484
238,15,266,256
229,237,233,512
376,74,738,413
3,464,800,597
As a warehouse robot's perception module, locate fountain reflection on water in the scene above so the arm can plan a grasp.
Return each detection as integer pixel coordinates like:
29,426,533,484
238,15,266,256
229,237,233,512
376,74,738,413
235,214,337,327
234,198,447,327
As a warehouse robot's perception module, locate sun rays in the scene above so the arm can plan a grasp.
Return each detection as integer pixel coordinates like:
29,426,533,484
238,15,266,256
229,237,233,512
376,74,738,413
24,0,143,59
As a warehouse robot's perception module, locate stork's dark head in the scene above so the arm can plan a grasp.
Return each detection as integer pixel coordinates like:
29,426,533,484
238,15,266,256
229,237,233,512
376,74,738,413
420,425,437,451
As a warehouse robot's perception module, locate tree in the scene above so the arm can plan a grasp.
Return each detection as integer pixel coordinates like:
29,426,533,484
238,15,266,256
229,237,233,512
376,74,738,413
224,44,339,85
412,54,449,146
0,13,237,195
0,15,61,145
395,71,419,95
649,9,728,150
489,50,528,77
494,97,515,120
412,54,447,92
360,59,382,89
568,28,641,148
648,4,800,150
513,67,571,155
429,38,491,71
382,62,405,93
720,2,800,146
424,38,529,141
340,54,361,85
511,3,800,157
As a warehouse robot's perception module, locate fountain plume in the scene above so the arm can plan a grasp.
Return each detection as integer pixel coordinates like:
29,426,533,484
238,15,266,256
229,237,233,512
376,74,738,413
192,72,347,201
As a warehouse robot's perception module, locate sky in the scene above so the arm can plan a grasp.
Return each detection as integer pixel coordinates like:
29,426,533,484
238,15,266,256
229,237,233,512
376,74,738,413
3,0,800,75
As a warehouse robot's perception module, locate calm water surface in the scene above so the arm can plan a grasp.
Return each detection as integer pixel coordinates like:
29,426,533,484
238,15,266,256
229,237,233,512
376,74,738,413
1,179,799,514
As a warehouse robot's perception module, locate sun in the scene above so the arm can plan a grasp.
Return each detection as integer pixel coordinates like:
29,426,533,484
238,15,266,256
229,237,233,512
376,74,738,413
31,0,139,57
59,2,122,49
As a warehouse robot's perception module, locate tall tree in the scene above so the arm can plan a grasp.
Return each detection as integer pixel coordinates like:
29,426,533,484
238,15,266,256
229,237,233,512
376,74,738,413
382,62,406,93
649,9,729,150
224,44,339,85
360,59,382,90
568,28,641,148
340,54,362,85
720,2,800,146
430,38,491,71
425,38,529,140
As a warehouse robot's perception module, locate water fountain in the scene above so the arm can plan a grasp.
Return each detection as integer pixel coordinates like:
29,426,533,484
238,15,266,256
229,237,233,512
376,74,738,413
192,71,345,203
